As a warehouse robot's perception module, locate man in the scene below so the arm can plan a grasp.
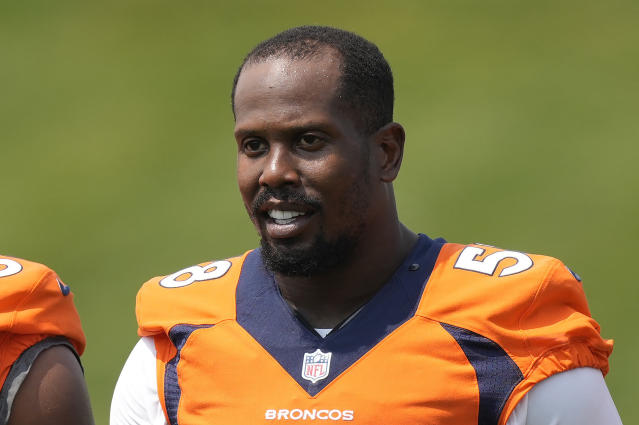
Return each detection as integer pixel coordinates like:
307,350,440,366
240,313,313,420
111,26,622,424
0,255,94,425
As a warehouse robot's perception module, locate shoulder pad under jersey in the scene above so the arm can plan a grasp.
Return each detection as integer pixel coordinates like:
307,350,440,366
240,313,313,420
419,243,612,373
136,251,250,337
0,255,85,355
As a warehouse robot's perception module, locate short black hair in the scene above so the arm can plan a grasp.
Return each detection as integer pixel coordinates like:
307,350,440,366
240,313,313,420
231,25,394,135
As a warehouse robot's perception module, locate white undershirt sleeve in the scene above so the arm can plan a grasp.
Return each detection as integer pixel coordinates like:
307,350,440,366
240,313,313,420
506,367,623,425
110,337,168,425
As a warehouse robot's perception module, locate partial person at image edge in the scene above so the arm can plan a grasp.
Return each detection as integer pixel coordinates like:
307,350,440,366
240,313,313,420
0,255,94,425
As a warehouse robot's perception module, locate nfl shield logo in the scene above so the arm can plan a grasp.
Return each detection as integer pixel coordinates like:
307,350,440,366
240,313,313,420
302,349,332,383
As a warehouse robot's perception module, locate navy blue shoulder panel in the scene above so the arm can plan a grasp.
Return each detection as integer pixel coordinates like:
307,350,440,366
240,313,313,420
236,234,445,396
440,323,523,425
165,324,213,425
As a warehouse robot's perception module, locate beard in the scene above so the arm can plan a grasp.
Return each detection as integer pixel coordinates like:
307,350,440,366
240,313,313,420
260,229,360,277
252,185,369,277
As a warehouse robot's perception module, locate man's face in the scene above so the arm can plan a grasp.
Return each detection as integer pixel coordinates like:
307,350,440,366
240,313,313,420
233,53,376,276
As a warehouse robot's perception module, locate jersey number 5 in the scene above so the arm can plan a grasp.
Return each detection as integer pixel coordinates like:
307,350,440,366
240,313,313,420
454,246,533,277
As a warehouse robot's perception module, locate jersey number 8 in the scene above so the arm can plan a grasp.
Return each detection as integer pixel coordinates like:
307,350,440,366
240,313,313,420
159,260,232,288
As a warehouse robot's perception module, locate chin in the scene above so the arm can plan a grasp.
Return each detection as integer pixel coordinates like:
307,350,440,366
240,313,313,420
259,233,356,277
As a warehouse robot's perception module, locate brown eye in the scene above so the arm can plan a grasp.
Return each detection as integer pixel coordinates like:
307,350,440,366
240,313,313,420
298,134,324,150
243,139,267,155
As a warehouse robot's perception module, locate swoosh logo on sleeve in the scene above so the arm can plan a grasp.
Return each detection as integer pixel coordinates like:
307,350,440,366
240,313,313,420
57,278,71,296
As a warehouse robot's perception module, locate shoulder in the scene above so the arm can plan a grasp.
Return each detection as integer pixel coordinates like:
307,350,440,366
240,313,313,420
136,251,252,337
419,240,613,366
0,255,63,306
7,344,94,425
420,242,613,421
421,242,586,323
433,242,568,282
0,255,88,424
0,255,85,354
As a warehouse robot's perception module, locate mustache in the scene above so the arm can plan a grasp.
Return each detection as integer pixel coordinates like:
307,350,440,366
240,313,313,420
251,187,322,215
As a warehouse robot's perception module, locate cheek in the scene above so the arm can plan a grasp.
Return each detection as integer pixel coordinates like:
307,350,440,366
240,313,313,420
302,152,354,184
236,159,260,206
317,159,364,195
327,161,372,216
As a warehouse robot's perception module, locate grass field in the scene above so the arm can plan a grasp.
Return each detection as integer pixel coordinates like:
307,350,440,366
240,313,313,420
1,1,637,423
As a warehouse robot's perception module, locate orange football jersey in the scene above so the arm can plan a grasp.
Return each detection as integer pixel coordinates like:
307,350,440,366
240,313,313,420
0,255,86,423
136,235,613,425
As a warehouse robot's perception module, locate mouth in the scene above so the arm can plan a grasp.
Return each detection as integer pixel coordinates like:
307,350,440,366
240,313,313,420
267,209,307,225
251,188,322,241
258,201,317,240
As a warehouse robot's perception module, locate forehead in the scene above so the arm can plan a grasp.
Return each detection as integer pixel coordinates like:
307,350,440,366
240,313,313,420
233,54,346,132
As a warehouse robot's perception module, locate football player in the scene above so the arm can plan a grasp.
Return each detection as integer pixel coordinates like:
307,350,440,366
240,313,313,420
0,255,94,425
111,26,622,424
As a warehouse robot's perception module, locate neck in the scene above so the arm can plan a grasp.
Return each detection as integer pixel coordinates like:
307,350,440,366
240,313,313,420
275,222,418,329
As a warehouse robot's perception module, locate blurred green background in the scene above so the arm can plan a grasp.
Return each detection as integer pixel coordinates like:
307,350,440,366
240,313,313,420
1,1,637,423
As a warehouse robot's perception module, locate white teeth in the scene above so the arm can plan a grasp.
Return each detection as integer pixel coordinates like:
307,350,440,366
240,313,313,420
268,209,306,225
268,209,305,220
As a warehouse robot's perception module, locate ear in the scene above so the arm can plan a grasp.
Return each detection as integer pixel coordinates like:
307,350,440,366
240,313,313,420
372,122,405,182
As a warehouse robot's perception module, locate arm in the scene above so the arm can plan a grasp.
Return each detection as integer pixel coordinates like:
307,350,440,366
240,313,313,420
7,345,94,425
506,367,623,425
110,337,168,425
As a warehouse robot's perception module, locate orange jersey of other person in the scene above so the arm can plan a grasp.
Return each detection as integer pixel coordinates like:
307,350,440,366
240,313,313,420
136,235,613,425
0,255,86,422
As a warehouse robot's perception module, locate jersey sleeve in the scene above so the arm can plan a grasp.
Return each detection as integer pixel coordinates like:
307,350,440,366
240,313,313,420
500,260,614,419
0,256,87,425
419,244,614,425
136,253,248,338
0,256,85,355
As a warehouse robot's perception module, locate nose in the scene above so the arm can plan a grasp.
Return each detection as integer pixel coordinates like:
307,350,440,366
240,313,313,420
258,144,301,188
